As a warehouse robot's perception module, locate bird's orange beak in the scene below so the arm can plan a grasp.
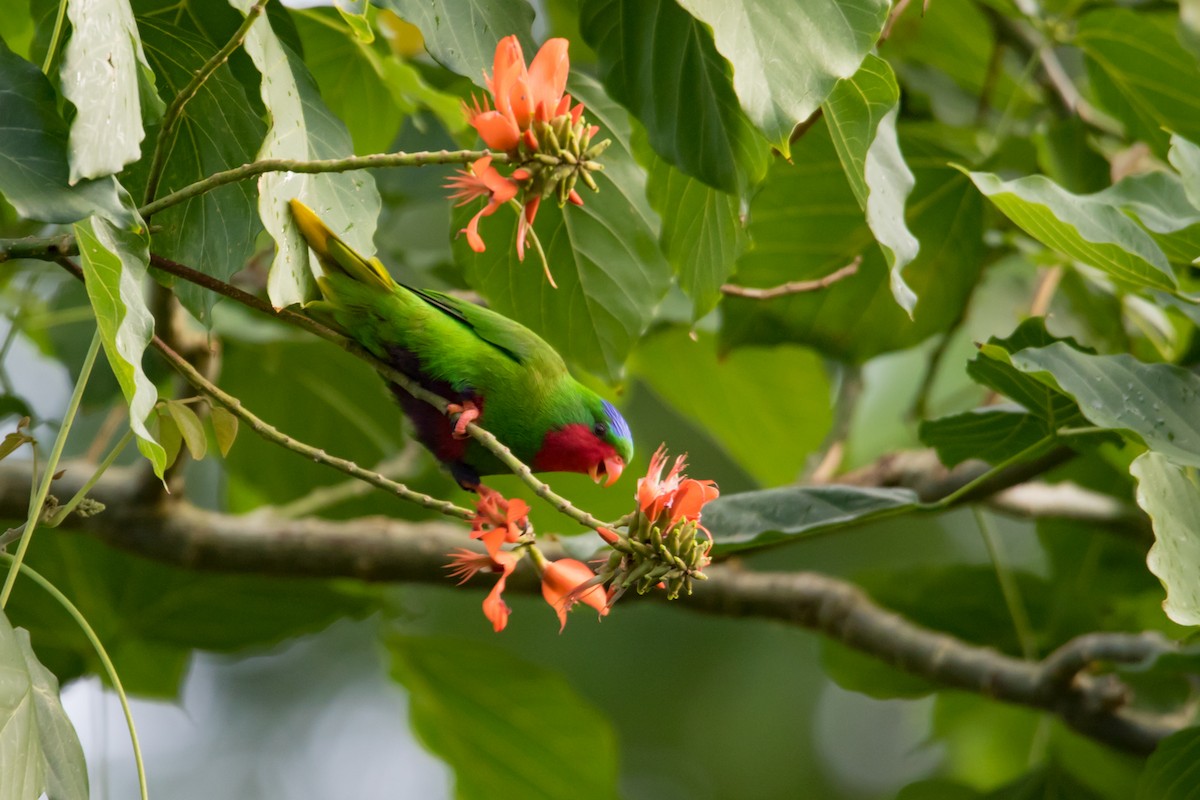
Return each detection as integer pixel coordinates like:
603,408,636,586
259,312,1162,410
589,455,624,487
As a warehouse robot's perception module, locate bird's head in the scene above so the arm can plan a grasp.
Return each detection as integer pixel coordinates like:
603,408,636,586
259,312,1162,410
532,394,633,486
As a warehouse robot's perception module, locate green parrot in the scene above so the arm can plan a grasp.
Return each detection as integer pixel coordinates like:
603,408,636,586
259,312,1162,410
289,200,633,489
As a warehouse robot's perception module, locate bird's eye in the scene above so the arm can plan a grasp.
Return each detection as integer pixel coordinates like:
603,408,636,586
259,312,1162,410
593,422,608,438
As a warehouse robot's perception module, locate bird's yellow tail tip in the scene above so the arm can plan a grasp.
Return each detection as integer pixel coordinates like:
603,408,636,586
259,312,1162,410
289,199,333,258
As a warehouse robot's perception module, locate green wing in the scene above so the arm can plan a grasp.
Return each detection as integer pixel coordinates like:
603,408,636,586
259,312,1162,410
406,287,561,369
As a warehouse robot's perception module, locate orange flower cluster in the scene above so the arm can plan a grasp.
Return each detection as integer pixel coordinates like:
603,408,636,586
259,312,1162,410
637,446,720,530
446,35,608,286
448,487,607,632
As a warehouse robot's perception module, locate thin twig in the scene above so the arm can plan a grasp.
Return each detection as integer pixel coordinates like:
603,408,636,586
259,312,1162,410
139,150,504,219
142,0,270,209
149,335,473,521
722,257,861,300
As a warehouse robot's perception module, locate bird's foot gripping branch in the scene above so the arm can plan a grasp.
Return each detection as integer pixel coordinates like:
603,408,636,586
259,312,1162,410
449,447,717,632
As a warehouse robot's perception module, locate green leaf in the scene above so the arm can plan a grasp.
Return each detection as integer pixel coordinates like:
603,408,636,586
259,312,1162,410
137,10,265,324
1132,452,1200,627
0,40,132,225
1136,726,1200,799
230,0,381,310
631,328,830,486
966,170,1177,292
1169,134,1200,214
1009,343,1200,468
61,0,160,182
376,0,535,87
1076,9,1200,158
0,613,88,800
919,406,1051,468
642,153,746,319
581,0,767,193
292,8,402,155
453,74,671,380
823,54,919,314
0,422,33,462
166,400,207,461
675,0,888,152
721,123,984,362
334,0,373,42
156,409,183,470
967,320,1088,431
389,635,619,800
1091,171,1200,264
73,216,168,477
896,781,983,800
703,485,917,553
209,405,239,457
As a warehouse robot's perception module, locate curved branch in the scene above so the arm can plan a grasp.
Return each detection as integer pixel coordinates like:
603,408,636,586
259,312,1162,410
4,460,1187,756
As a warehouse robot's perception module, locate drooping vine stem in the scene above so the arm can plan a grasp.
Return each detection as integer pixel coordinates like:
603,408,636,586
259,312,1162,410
0,329,101,608
1,555,149,800
142,0,271,209
139,149,504,219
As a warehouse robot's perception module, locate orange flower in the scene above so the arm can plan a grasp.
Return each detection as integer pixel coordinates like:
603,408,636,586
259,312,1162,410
637,445,719,526
445,548,519,632
483,36,571,134
541,558,608,631
468,485,529,558
463,95,520,152
445,156,521,253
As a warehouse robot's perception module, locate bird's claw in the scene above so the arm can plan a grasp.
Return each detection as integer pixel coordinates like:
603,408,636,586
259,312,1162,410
447,400,481,439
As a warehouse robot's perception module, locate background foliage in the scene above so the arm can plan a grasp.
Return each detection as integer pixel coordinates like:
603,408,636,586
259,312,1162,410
3,0,1200,797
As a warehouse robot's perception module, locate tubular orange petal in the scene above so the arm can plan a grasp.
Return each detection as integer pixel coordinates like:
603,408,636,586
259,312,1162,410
669,478,720,525
541,558,607,631
480,551,517,632
570,102,584,125
461,207,488,252
528,38,570,121
470,110,521,151
555,93,572,117
568,189,583,206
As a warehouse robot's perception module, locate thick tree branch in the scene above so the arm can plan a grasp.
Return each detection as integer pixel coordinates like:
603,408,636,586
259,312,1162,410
1,460,1186,755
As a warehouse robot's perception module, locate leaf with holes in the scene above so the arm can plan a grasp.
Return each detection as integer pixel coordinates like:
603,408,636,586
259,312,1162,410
61,0,162,182
230,0,381,309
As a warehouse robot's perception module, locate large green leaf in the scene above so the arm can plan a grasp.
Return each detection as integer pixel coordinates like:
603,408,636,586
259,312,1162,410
230,0,380,309
966,319,1087,431
292,8,404,155
6,534,378,697
642,152,746,319
721,123,984,362
630,328,830,486
377,0,535,88
0,613,87,800
137,10,264,323
1136,726,1200,799
1076,9,1200,157
0,40,131,225
919,406,1050,468
1170,134,1200,213
967,171,1177,292
675,0,889,152
1131,453,1200,627
453,75,670,380
1009,343,1200,468
1092,171,1200,265
823,54,919,314
703,485,917,553
73,215,168,477
581,0,767,193
389,635,619,800
61,0,161,182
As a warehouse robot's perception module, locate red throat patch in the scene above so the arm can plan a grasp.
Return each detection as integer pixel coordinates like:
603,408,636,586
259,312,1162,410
532,423,617,476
